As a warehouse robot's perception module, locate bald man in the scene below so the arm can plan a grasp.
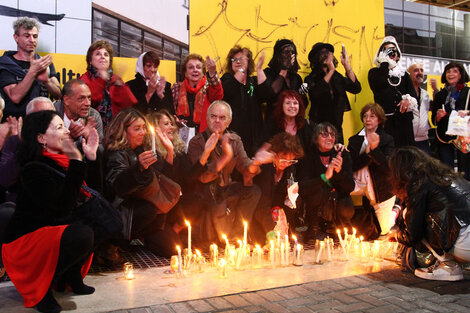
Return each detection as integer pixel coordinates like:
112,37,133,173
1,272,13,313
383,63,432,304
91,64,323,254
408,63,431,153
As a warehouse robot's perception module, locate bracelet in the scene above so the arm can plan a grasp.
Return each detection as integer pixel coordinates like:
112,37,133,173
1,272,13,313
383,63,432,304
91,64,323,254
320,173,332,187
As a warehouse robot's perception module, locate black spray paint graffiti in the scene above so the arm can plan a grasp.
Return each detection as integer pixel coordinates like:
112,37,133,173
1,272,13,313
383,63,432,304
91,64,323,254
192,0,383,76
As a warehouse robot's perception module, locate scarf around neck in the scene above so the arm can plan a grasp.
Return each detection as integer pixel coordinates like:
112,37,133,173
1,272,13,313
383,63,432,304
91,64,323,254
177,77,208,124
88,65,113,127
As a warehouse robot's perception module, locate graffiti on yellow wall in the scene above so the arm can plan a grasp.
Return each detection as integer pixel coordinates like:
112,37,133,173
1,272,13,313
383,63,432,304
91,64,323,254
189,0,386,139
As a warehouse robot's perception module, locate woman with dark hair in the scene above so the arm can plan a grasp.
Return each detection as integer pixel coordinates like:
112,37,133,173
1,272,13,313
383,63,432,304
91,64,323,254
252,132,304,242
2,110,98,312
348,103,396,235
172,53,223,134
432,62,470,179
389,146,470,281
298,122,355,240
104,108,183,257
221,46,269,157
126,51,174,115
260,90,313,152
79,40,137,127
304,42,361,143
263,39,305,118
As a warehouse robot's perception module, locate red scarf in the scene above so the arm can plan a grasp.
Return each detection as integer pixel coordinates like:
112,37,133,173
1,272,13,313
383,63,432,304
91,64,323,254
176,77,207,124
42,150,91,198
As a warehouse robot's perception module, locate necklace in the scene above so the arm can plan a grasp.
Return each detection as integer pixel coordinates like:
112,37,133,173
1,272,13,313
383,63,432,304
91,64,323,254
387,76,401,87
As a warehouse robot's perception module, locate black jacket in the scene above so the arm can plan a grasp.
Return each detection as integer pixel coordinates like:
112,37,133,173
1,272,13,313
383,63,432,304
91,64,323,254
347,126,395,203
126,73,174,115
4,156,86,243
305,69,361,132
397,177,470,253
221,73,269,157
431,86,470,143
368,62,415,147
297,146,354,220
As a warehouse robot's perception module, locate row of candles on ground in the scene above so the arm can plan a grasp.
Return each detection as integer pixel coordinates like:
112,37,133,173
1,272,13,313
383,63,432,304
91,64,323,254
123,222,399,280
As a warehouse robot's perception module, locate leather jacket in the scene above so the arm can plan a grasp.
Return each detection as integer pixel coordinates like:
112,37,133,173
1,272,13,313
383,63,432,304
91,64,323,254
397,177,470,253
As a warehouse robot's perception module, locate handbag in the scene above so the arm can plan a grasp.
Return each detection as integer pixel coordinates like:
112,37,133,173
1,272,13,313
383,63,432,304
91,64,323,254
425,209,461,253
133,172,181,214
437,90,470,153
30,162,123,238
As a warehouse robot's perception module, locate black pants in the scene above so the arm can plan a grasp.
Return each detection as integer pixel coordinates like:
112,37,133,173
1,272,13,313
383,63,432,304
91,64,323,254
54,223,94,280
130,198,181,258
306,194,355,231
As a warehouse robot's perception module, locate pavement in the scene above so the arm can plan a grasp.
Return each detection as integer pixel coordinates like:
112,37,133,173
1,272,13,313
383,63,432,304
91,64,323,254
1,248,470,313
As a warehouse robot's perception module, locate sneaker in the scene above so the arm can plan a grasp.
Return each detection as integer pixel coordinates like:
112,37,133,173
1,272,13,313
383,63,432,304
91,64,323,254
414,260,464,281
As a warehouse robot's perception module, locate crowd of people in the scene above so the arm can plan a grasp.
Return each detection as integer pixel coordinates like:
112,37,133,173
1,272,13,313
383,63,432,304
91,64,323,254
1,17,470,312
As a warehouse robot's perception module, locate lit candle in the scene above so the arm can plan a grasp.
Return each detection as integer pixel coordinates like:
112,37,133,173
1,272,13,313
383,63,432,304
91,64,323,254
124,262,134,280
292,234,298,247
236,240,243,270
222,234,229,256
243,221,248,246
327,238,332,261
285,235,290,264
176,245,182,274
195,249,203,272
270,240,275,268
149,125,156,152
280,243,285,266
349,227,357,249
254,244,262,268
337,229,344,246
185,220,191,258
210,243,218,266
315,241,324,264
293,243,304,266
277,231,281,248
219,258,227,278
344,227,349,241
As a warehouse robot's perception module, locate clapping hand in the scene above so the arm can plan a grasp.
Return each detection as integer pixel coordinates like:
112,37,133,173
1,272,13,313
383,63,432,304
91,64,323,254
81,128,99,161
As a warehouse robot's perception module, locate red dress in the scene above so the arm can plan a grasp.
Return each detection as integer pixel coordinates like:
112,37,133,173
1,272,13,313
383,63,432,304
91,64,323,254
2,226,92,307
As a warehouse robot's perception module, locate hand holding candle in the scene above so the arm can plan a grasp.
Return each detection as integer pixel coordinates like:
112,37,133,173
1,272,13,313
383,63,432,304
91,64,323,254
149,124,156,152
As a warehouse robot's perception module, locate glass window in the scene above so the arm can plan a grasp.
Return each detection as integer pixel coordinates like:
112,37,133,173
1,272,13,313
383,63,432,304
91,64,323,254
456,35,470,60
403,44,431,56
385,8,403,27
404,1,428,14
121,22,142,41
404,12,428,31
432,33,454,58
163,40,179,60
144,32,162,57
431,16,454,34
430,5,453,19
384,0,402,10
404,29,429,47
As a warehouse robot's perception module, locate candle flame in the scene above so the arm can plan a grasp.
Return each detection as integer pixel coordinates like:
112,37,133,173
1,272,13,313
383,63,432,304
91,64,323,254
148,124,155,134
292,234,297,241
222,234,227,240
195,249,201,256
320,241,325,246
185,220,191,227
237,239,243,247
219,258,226,266
360,235,364,241
176,245,181,252
243,220,247,227
255,244,261,249
337,229,340,234
344,227,348,234
352,227,357,234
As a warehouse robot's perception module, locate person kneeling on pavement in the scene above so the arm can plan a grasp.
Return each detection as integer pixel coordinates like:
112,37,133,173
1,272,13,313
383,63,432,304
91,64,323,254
389,146,470,281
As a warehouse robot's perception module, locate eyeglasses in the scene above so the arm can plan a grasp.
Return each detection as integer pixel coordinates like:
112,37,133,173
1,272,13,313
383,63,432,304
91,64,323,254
278,159,298,165
231,57,245,63
320,132,336,138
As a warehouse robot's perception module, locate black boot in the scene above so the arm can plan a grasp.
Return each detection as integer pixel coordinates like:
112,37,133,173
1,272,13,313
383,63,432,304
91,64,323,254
63,268,95,295
36,288,61,313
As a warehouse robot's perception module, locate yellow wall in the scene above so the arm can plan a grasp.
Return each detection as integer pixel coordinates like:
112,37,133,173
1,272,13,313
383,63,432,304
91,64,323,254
0,50,176,86
189,0,387,142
